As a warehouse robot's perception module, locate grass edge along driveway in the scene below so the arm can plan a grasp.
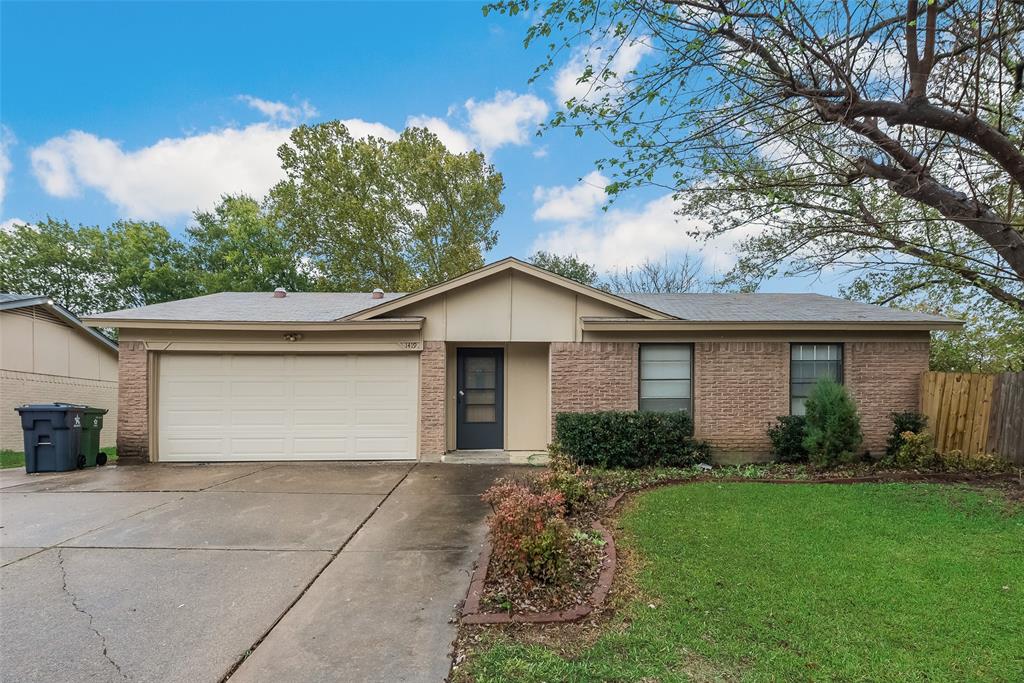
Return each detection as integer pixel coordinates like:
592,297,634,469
0,447,117,469
463,482,1023,682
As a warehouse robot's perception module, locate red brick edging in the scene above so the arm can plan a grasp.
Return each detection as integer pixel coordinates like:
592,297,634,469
461,470,1018,625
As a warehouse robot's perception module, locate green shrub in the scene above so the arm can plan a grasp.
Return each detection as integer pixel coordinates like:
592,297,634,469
894,430,938,469
937,449,1005,472
767,415,808,463
802,379,863,468
886,411,928,460
554,410,710,469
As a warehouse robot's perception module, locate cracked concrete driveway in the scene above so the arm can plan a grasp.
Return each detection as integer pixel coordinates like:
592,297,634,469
0,462,516,683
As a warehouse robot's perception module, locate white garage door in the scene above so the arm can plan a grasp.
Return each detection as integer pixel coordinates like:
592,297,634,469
158,354,418,461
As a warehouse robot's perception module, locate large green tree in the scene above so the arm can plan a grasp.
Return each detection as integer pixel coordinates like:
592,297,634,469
188,194,310,293
493,0,1023,304
270,123,505,291
0,218,196,315
492,0,1024,369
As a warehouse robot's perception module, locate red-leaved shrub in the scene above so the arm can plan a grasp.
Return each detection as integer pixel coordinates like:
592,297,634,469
481,479,570,585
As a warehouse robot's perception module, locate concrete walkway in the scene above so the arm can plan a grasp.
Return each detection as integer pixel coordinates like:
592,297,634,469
0,462,514,682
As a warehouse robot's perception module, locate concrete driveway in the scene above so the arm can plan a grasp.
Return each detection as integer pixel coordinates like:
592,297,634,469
0,462,514,682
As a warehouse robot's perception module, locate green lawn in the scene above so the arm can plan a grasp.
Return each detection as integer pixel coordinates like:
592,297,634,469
464,483,1023,682
0,447,117,469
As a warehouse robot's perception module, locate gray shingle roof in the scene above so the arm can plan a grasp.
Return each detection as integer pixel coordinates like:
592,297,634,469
0,293,45,305
87,291,408,323
85,288,957,326
620,292,955,324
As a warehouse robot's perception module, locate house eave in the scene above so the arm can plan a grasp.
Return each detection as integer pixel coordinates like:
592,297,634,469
579,317,963,332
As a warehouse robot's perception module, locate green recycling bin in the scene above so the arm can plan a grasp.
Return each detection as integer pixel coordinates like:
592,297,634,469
80,407,109,467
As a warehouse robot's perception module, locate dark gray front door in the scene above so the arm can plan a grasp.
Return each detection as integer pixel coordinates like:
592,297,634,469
456,348,503,450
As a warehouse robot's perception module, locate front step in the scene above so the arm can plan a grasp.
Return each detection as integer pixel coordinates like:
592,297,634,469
441,450,548,466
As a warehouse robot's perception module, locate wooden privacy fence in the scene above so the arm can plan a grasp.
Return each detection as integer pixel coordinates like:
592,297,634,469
920,371,1024,464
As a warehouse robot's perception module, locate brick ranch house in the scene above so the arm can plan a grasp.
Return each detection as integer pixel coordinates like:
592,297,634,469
82,258,960,465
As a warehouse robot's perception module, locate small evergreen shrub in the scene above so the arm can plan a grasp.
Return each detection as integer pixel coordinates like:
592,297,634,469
481,479,570,586
767,415,809,463
554,410,710,469
886,411,929,460
802,379,863,468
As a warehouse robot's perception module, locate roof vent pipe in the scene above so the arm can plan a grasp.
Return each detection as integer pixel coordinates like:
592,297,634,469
371,288,385,300
273,287,287,298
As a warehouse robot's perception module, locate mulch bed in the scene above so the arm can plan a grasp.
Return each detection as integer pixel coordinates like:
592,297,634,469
461,468,1022,626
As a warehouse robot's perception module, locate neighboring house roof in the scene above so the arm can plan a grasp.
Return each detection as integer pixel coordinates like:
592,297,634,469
619,292,955,325
0,294,119,354
78,258,962,330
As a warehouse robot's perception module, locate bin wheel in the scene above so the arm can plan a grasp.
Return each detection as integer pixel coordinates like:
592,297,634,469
97,453,108,466
77,455,86,469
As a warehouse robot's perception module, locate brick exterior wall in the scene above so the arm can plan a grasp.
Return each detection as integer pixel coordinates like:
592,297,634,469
418,341,446,460
550,338,929,464
694,341,789,462
549,342,639,429
0,370,118,451
116,341,149,463
845,340,930,456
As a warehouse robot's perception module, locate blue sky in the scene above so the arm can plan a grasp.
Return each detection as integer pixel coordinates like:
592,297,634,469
1,1,843,293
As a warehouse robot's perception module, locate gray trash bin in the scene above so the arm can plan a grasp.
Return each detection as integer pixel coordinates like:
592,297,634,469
16,403,86,473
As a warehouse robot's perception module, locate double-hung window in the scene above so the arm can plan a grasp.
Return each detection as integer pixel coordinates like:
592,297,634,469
639,344,692,413
790,343,843,415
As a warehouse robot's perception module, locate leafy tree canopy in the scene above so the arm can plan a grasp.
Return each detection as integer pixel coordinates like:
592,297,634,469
270,123,504,291
490,0,1023,370
188,194,311,293
529,251,600,285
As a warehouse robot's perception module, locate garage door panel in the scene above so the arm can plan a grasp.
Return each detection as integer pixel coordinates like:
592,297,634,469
292,380,354,400
356,379,414,398
159,353,418,462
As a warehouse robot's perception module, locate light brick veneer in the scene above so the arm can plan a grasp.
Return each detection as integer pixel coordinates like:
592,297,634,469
0,370,118,450
694,341,789,461
419,342,446,460
549,342,639,428
116,341,149,463
845,340,930,456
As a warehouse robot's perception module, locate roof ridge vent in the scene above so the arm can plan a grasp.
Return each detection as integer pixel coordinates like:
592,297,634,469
273,287,287,298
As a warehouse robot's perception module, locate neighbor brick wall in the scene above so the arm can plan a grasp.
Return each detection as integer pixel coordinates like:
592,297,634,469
116,341,149,463
694,341,789,462
0,370,118,451
845,340,930,456
419,341,446,460
549,342,638,429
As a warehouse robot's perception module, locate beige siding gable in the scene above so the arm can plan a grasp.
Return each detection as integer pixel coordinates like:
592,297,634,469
0,309,118,381
382,270,644,342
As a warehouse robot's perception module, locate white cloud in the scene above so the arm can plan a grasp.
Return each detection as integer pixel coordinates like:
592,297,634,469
1,217,30,234
554,36,652,105
30,117,399,221
531,191,758,273
464,91,548,153
238,95,319,124
532,171,608,222
0,126,13,210
406,115,474,154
